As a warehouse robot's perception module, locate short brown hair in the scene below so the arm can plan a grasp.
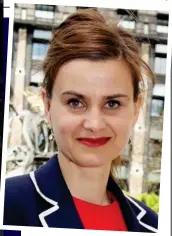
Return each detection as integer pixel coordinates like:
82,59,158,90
42,9,155,102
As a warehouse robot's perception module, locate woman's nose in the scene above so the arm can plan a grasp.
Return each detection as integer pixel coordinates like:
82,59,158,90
83,108,106,133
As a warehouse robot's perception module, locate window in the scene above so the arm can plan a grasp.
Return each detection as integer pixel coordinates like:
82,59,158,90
118,20,135,30
152,84,165,97
156,25,168,34
151,84,164,117
155,44,167,54
154,44,167,75
35,4,54,19
36,5,55,11
33,30,52,40
21,8,27,20
151,98,164,117
156,12,168,34
144,23,149,34
32,43,49,60
154,57,167,74
117,9,136,31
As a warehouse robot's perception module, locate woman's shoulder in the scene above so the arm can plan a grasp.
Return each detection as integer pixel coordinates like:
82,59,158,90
5,174,34,196
4,173,38,212
4,174,36,212
4,174,36,226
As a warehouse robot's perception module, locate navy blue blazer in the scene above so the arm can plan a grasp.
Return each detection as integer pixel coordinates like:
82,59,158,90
4,154,158,232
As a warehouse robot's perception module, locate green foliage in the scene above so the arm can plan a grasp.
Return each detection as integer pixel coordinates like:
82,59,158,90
122,191,159,214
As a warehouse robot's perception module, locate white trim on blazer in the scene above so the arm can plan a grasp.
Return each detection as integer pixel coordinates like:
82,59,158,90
30,171,158,232
30,171,59,227
125,195,158,233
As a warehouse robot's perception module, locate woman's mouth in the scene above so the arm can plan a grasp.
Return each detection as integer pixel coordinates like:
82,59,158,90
77,137,111,147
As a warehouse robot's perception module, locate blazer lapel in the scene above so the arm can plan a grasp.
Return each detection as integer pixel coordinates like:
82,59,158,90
30,154,84,229
107,177,157,232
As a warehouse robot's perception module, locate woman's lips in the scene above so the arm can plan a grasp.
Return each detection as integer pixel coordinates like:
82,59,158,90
77,137,111,147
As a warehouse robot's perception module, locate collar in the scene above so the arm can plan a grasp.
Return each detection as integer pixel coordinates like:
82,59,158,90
29,154,157,232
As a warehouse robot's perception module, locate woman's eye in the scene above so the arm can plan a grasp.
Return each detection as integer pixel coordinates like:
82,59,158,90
67,99,83,108
105,100,120,109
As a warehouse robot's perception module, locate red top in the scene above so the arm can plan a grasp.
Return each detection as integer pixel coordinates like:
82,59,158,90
73,194,128,231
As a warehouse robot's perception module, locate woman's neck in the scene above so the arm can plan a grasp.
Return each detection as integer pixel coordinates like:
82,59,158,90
58,152,112,206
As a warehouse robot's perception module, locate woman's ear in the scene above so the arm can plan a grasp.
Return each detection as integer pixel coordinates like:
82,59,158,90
41,88,52,126
133,94,143,126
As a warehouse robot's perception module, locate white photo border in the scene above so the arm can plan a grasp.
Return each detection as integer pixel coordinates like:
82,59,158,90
1,1,172,236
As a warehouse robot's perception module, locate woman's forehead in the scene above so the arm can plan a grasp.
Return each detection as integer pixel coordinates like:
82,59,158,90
54,58,133,95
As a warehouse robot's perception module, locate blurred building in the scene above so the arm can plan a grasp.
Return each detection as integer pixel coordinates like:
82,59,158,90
11,4,168,196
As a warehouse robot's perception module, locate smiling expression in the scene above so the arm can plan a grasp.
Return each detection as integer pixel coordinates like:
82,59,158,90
42,59,141,167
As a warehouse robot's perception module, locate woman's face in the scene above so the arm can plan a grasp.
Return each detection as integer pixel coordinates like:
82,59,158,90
42,59,142,167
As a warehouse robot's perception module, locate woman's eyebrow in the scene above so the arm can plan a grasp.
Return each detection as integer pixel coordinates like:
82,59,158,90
106,94,130,100
61,91,84,99
61,91,130,100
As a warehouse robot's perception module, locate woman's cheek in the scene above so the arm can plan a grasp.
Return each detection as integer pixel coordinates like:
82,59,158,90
56,116,78,138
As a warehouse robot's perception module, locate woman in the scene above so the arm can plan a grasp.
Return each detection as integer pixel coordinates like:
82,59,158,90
4,9,158,232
